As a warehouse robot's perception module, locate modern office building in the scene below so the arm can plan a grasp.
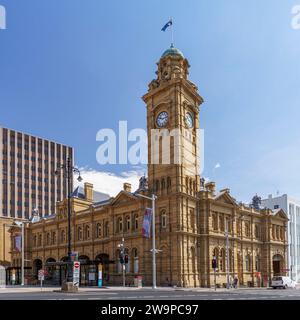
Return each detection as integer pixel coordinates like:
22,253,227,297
0,126,73,219
262,194,300,282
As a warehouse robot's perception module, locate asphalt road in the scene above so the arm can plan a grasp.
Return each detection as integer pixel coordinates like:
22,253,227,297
1,288,300,300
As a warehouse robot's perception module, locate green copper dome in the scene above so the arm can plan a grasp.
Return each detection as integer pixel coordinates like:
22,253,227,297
161,44,184,58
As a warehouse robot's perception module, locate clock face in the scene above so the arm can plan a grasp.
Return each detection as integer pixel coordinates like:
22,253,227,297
156,111,169,128
185,112,194,128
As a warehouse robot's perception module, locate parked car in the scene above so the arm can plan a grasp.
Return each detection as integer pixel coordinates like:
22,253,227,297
271,276,296,289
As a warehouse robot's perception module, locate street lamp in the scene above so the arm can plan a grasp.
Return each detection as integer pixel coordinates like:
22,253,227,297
6,221,26,286
55,157,82,286
117,238,126,287
135,193,157,289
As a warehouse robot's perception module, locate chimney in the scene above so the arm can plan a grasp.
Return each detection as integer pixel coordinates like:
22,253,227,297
84,182,93,202
205,182,216,195
123,183,132,193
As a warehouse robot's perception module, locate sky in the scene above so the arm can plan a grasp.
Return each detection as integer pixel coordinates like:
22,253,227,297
0,0,300,202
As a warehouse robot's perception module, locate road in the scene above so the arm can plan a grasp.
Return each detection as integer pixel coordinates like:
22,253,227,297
0,287,300,300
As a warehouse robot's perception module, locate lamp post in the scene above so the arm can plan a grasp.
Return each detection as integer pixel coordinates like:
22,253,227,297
55,157,82,285
6,221,26,286
117,238,126,287
135,193,157,289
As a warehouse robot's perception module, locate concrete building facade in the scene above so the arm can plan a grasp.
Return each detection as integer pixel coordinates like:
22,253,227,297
0,126,73,266
262,194,300,282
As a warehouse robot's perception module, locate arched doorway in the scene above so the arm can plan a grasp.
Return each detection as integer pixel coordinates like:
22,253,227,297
78,255,91,286
33,259,43,280
95,254,110,285
45,258,57,285
273,254,284,276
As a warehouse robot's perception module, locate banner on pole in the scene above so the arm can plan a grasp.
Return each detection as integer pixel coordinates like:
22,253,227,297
15,234,22,252
142,208,152,238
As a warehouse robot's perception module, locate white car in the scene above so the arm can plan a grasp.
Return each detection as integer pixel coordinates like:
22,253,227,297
271,276,296,289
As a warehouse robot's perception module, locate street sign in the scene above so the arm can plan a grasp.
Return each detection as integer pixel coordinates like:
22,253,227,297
73,261,80,287
71,252,78,262
38,269,45,281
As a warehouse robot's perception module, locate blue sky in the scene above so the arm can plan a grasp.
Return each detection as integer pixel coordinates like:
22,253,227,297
1,0,300,201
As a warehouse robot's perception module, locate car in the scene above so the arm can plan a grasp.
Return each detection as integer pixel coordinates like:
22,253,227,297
271,276,296,289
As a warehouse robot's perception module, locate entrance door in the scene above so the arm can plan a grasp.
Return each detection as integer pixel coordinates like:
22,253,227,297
272,254,283,276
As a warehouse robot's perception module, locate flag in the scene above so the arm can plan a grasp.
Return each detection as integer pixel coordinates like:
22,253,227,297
161,19,172,31
142,208,152,238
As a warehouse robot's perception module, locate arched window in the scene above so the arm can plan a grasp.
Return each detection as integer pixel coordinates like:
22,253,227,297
220,248,226,272
134,214,138,230
213,248,219,269
212,214,218,231
38,234,42,247
105,221,109,237
77,227,82,241
254,225,260,239
96,223,102,238
161,211,167,228
126,216,131,232
118,217,123,233
245,254,251,272
276,225,280,239
161,179,165,191
190,209,195,231
85,225,90,240
60,230,65,243
33,235,37,247
255,255,261,271
46,233,51,246
245,221,250,237
167,177,171,192
191,247,196,273
51,231,56,245
219,215,225,232
132,248,139,273
280,227,284,240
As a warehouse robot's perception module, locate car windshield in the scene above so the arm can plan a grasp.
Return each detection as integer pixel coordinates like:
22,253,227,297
272,277,282,281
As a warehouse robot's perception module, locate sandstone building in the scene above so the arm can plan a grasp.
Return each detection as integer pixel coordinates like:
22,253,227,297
8,46,288,287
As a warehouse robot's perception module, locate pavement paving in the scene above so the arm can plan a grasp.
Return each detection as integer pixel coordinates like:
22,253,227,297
1,285,300,300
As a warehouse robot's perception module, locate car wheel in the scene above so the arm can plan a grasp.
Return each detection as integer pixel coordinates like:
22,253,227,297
272,287,276,289
284,285,288,289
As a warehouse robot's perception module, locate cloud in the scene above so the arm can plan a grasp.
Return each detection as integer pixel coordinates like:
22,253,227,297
74,167,144,196
214,163,221,169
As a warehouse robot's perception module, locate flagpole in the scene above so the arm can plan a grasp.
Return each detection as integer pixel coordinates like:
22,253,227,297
171,17,174,46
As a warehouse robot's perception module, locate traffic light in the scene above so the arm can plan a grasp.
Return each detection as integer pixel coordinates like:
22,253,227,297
212,257,217,269
124,255,129,264
119,254,124,264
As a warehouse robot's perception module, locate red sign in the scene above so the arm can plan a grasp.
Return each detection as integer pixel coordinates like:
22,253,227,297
74,262,80,269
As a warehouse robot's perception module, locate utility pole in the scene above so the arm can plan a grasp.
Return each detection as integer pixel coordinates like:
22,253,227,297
135,193,157,289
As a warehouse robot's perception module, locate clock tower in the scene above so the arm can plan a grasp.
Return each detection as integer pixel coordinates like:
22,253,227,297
142,45,204,287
